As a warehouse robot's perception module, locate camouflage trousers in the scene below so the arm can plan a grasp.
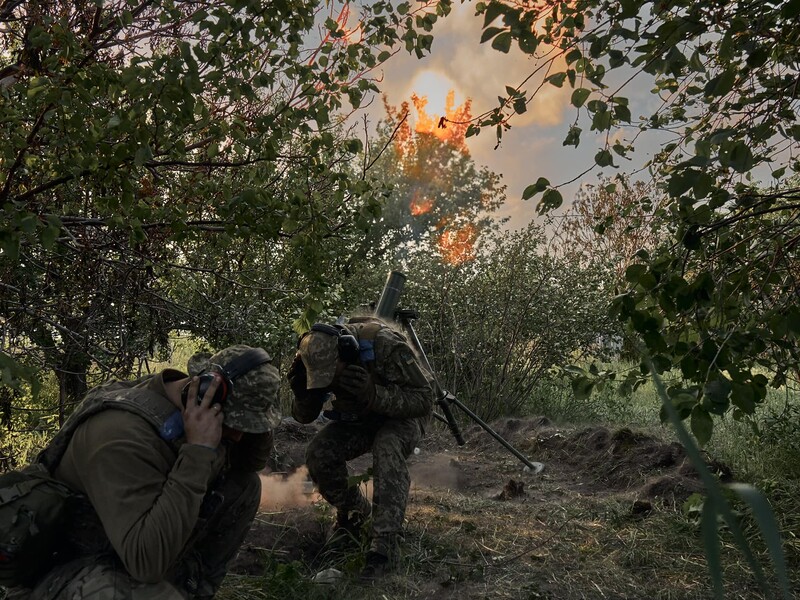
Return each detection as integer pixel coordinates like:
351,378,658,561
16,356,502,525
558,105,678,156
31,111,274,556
9,471,261,600
305,417,422,559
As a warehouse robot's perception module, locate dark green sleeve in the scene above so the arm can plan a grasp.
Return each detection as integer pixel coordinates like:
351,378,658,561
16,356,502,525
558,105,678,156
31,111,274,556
291,393,323,424
59,410,223,583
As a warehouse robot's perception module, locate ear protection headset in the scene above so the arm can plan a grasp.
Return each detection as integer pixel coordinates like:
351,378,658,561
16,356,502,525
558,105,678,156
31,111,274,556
305,323,361,365
182,348,272,407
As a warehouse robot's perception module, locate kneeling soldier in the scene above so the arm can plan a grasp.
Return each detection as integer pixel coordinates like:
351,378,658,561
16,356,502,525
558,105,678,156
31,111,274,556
288,317,434,579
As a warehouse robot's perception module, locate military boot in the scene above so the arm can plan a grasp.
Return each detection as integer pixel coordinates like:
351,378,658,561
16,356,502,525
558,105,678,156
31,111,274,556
325,497,372,552
359,535,399,581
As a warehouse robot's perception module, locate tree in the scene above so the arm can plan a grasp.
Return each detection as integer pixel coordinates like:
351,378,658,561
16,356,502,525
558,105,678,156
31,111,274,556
394,223,615,420
554,176,667,283
0,0,446,404
356,91,506,265
460,0,800,444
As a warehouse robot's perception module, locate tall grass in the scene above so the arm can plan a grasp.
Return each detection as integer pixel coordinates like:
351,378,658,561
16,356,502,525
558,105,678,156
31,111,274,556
527,361,800,484
526,361,800,579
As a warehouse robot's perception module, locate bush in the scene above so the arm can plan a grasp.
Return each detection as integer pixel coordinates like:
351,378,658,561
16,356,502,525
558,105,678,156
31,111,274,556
391,224,618,421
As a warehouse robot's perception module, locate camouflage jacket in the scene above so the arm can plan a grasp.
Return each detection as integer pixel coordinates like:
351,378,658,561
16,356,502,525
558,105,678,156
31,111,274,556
292,318,435,425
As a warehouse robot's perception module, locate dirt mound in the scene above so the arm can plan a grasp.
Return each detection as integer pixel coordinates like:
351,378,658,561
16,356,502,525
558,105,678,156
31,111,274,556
272,416,733,504
543,425,688,489
468,420,733,503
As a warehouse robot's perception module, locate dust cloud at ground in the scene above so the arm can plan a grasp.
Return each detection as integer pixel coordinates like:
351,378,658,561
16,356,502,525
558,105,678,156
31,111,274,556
260,465,375,511
260,466,318,510
410,452,464,491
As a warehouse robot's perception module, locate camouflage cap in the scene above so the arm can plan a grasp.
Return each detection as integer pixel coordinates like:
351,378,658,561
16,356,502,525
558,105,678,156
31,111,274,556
187,352,212,377
297,330,339,389
187,344,281,433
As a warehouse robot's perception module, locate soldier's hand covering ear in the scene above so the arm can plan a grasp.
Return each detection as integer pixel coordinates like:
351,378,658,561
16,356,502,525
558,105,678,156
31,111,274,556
337,364,376,406
287,354,307,396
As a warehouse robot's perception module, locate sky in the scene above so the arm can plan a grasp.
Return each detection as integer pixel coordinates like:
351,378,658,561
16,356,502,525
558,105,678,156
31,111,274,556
357,1,664,231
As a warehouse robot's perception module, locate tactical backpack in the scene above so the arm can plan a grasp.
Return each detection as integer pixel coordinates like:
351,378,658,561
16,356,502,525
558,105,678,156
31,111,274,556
0,374,184,589
0,463,75,588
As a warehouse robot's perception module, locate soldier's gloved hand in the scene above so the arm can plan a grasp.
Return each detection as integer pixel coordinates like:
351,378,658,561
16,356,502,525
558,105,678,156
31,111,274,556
287,354,308,397
336,364,376,408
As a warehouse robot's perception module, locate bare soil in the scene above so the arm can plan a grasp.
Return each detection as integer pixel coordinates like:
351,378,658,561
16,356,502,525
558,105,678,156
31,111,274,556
223,417,798,600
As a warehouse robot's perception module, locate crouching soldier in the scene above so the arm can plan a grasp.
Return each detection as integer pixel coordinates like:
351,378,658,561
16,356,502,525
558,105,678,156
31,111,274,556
6,345,280,600
287,317,434,579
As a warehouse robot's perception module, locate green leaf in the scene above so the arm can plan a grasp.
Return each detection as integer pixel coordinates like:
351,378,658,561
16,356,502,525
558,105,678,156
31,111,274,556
624,263,647,283
518,32,537,54
563,125,581,147
726,483,793,596
491,32,512,53
538,188,563,212
650,365,788,599
522,177,549,200
565,49,581,64
614,104,631,123
591,110,612,131
693,172,715,199
546,72,567,88
730,382,756,414
781,0,800,17
480,26,504,43
483,1,506,27
40,215,62,250
670,390,698,419
703,377,731,414
134,146,152,167
0,351,40,393
344,138,362,153
690,405,713,446
705,69,736,97
728,142,754,173
572,376,594,400
594,149,614,167
701,498,724,598
667,171,697,197
571,88,590,108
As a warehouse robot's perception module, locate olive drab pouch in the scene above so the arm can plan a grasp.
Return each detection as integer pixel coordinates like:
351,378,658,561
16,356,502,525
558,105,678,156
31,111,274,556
0,463,74,588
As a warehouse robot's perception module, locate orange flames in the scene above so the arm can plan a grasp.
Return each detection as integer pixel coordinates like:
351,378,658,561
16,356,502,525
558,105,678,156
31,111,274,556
386,90,473,162
411,92,471,152
385,90,478,265
410,192,434,216
438,224,477,265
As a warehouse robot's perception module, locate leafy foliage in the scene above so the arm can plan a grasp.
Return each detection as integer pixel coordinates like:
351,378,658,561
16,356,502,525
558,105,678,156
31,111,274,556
389,224,615,421
0,0,444,407
553,176,667,283
466,0,800,443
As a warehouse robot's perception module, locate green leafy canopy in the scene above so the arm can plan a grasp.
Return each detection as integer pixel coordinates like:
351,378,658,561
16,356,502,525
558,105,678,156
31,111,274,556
471,0,800,443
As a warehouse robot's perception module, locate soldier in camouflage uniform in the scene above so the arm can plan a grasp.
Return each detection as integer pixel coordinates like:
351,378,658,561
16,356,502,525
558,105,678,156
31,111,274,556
9,344,280,600
287,318,434,579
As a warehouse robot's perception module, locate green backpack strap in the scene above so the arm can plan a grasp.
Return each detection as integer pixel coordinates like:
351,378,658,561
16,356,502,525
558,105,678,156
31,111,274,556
0,475,46,504
38,376,183,472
